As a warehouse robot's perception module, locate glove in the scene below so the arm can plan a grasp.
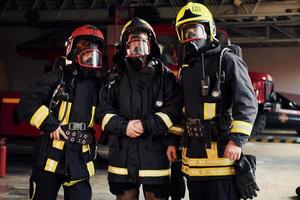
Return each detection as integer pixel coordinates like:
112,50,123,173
235,154,260,199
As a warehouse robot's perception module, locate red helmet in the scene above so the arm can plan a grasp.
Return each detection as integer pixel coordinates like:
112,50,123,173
65,25,104,68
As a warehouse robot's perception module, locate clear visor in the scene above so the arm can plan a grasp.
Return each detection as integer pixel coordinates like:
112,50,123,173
126,33,150,57
77,48,102,69
180,23,207,43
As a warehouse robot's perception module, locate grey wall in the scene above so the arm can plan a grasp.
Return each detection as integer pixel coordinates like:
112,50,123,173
243,46,300,95
0,26,49,92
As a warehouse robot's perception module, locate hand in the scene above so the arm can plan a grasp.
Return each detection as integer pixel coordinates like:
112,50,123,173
224,140,241,161
126,120,143,138
167,146,177,162
133,120,144,133
50,126,68,141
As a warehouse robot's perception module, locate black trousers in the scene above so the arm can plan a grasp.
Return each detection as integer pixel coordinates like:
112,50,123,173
29,170,91,200
187,179,240,200
109,182,169,199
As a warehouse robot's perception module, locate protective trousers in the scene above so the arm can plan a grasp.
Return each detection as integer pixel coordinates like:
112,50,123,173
187,179,240,200
110,182,168,200
29,169,91,200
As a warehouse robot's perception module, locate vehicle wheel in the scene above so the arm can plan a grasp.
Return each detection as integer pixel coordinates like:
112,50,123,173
251,113,266,136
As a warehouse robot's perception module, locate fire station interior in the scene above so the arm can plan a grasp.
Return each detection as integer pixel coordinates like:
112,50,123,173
0,0,300,199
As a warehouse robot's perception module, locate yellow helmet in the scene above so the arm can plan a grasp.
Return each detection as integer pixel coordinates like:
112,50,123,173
175,2,216,42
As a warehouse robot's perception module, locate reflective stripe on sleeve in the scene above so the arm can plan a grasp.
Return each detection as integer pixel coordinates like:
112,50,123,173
155,112,173,128
101,113,117,131
30,105,49,129
231,120,253,136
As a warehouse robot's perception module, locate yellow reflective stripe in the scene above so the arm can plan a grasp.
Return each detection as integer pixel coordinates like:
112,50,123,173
139,169,170,177
108,166,170,177
30,105,49,129
108,166,128,175
30,181,36,200
87,161,95,177
52,140,65,150
231,120,253,136
204,103,216,120
155,112,173,128
63,179,84,186
206,142,218,159
169,126,184,136
182,147,234,167
58,101,72,125
101,113,116,130
2,98,20,104
88,106,96,128
182,64,189,68
44,158,58,173
182,165,235,176
82,144,89,153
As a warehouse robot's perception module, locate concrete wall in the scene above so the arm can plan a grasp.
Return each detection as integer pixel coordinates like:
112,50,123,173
0,26,49,92
243,46,300,95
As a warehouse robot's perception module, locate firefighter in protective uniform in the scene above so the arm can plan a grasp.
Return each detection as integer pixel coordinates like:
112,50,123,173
96,17,180,200
171,2,259,200
18,25,105,200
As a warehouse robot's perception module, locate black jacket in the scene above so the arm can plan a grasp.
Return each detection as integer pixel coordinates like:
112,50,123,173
96,59,180,185
178,46,258,180
18,65,101,182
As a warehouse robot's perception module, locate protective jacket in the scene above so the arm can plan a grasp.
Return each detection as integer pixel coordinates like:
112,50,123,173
18,65,101,183
178,46,258,181
96,58,180,185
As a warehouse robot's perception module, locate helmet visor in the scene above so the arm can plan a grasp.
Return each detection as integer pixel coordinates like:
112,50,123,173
125,33,150,57
77,49,102,69
180,23,207,43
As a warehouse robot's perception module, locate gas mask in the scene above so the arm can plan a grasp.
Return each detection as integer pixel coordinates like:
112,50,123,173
180,23,208,57
74,40,103,77
125,33,150,71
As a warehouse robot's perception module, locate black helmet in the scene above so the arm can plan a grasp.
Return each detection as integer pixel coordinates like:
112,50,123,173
118,17,161,58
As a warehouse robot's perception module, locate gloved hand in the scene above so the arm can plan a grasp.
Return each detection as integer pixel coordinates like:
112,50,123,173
235,154,260,199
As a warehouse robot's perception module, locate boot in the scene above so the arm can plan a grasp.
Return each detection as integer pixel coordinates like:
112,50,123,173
116,188,139,200
296,186,300,197
144,191,166,200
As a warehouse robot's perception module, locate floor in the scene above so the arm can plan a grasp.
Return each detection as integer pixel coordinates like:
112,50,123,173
0,139,300,200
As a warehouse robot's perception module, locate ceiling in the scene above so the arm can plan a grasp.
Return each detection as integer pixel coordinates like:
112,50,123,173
1,0,300,46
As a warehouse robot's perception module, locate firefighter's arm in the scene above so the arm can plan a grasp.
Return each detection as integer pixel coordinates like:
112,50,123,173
17,70,61,134
227,54,258,146
96,81,129,137
142,70,180,136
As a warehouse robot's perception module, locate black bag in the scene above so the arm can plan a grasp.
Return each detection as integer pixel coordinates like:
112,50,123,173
235,154,260,199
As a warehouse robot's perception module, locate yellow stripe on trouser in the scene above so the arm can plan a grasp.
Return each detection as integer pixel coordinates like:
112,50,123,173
82,144,90,153
58,101,72,125
108,166,170,177
101,113,116,130
63,179,84,187
87,161,95,177
231,120,253,136
182,142,235,176
155,112,173,128
30,181,36,200
182,165,235,176
88,106,96,127
44,158,58,173
52,140,65,150
30,105,49,129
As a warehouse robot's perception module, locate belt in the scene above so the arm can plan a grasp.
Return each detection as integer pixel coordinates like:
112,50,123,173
186,118,205,138
61,123,93,145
